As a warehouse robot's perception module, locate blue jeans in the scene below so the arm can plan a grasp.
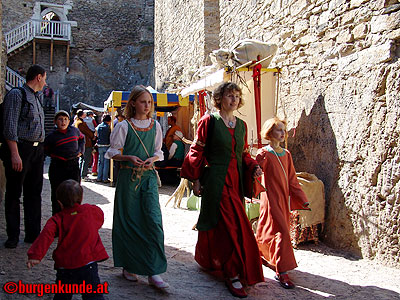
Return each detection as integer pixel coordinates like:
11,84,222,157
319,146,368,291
54,262,104,300
97,147,110,181
79,147,92,178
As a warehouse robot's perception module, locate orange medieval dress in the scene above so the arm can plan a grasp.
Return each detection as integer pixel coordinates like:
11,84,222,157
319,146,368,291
181,114,264,285
255,145,309,273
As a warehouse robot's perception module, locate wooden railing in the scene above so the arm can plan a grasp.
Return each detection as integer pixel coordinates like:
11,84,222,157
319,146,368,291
5,67,26,90
5,19,71,54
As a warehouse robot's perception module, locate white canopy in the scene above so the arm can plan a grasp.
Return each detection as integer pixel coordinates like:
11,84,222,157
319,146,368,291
181,69,225,97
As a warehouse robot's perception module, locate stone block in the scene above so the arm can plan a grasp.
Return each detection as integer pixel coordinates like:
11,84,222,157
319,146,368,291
283,39,295,52
388,28,400,40
294,19,309,35
298,34,317,45
371,11,400,34
290,0,309,17
270,0,282,15
353,23,368,40
319,10,331,25
358,42,394,65
341,9,356,25
336,28,354,43
350,0,368,9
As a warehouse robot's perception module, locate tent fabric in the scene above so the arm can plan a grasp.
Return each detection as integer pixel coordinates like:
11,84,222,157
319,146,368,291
180,68,279,152
296,172,325,227
104,90,194,111
71,102,105,117
181,68,225,97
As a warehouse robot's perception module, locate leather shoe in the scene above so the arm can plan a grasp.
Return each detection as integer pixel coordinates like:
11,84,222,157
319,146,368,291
225,279,247,298
274,273,295,289
4,238,18,248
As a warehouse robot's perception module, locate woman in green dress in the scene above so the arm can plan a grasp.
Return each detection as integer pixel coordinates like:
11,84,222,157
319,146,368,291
105,85,168,289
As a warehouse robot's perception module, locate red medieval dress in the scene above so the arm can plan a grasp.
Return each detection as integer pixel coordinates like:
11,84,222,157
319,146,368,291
255,145,309,273
181,113,264,285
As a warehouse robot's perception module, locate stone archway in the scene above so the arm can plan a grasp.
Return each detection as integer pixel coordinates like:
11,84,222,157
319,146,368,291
40,7,67,22
32,2,73,22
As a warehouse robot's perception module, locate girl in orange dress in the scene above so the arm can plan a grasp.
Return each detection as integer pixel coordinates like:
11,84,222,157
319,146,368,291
255,117,310,289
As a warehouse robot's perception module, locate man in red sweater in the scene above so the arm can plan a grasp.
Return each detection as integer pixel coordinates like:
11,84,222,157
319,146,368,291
27,179,108,300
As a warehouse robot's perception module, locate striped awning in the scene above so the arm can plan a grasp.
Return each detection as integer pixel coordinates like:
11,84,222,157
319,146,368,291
104,90,194,111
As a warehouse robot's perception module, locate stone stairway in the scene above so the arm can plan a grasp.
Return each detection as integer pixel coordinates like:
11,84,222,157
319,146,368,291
44,107,56,136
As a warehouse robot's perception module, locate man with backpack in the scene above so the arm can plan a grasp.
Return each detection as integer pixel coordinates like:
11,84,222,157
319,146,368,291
1,65,47,248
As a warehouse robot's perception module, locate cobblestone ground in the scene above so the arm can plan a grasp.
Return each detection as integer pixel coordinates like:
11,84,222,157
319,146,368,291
0,161,400,299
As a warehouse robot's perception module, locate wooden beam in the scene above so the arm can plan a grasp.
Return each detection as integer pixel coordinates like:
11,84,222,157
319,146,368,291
50,40,54,71
66,43,70,73
33,39,36,64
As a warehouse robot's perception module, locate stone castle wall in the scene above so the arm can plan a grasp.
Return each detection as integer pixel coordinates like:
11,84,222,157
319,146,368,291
154,0,221,90
155,0,400,267
2,0,155,109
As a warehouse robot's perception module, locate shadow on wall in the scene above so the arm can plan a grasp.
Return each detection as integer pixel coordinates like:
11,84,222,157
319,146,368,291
287,94,362,256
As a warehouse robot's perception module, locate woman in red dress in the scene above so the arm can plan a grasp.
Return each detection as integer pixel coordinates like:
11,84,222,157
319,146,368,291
181,82,264,298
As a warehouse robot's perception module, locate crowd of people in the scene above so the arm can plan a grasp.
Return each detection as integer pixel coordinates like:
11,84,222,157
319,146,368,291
0,64,310,299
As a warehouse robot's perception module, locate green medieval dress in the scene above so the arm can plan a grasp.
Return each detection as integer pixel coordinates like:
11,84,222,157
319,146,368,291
112,118,167,275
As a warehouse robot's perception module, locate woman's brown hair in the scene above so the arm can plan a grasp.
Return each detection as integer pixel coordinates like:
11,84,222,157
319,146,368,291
212,82,244,110
123,85,154,119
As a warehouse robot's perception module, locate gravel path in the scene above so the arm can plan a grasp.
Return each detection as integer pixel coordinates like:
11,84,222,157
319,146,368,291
0,161,399,299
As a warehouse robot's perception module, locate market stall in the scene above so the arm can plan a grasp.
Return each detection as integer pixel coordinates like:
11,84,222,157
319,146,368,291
181,65,280,153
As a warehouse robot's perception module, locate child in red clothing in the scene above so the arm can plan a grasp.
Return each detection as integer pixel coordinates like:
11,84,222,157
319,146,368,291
27,179,108,300
255,117,310,289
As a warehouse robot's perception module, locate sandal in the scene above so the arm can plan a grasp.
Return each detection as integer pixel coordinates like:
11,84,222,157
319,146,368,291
122,269,138,282
148,275,170,289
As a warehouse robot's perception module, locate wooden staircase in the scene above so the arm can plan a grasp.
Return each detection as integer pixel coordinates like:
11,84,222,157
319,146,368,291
5,19,71,55
44,106,56,136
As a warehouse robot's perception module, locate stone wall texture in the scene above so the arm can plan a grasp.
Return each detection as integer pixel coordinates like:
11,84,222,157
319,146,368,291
154,0,221,90
155,0,400,267
2,0,155,109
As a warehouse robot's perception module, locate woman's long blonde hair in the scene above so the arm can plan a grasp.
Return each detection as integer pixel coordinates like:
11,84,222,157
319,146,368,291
123,85,154,119
261,117,287,141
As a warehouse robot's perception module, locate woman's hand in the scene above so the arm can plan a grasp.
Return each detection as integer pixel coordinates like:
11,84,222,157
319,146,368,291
127,155,144,166
252,165,263,178
193,179,202,196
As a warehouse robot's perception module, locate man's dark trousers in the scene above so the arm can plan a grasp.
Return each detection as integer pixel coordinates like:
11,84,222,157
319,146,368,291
4,142,44,242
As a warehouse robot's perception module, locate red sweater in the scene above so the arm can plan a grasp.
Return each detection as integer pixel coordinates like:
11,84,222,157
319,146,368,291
27,203,109,269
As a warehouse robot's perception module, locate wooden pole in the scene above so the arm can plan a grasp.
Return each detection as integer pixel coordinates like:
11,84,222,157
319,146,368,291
66,43,70,73
50,40,54,71
33,39,36,64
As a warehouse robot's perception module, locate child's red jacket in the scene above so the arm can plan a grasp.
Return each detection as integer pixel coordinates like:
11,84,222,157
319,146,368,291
27,203,109,269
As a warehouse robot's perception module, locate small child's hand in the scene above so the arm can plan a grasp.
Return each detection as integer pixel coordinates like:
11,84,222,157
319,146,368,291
27,259,40,269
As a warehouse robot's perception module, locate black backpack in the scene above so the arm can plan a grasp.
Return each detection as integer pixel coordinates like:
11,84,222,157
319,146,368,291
0,87,28,145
